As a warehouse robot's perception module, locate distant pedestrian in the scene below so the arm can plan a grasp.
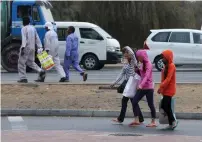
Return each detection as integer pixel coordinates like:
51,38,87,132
35,22,68,82
157,49,178,130
17,17,45,83
130,50,157,127
64,26,87,82
111,46,144,124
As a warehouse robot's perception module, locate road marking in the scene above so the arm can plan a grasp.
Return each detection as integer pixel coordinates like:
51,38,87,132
8,116,28,131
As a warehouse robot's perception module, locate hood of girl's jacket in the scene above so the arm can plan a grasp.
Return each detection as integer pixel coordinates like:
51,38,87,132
136,50,149,62
162,49,173,64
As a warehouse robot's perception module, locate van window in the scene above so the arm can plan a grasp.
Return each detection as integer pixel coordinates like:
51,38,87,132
151,32,170,42
169,32,190,43
193,33,202,44
57,28,67,41
17,6,31,18
79,28,104,40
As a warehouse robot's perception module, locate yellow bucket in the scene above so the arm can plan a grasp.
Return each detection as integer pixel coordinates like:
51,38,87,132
37,51,55,70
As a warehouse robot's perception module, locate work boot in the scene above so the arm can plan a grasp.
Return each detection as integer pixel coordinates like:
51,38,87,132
81,73,88,82
17,79,28,83
35,70,46,82
59,77,69,82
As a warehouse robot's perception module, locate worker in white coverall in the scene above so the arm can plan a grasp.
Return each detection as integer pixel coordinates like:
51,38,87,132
35,22,68,82
18,17,45,83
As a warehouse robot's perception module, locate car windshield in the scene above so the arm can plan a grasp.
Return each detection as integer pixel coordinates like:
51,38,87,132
94,27,113,39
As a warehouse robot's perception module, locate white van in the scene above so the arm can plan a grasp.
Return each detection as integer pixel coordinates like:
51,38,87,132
55,22,122,70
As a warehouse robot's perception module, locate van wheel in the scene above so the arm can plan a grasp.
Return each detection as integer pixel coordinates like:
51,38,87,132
154,55,164,71
82,54,99,70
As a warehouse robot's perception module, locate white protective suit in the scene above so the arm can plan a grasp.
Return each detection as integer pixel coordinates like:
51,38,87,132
18,25,43,79
44,22,66,78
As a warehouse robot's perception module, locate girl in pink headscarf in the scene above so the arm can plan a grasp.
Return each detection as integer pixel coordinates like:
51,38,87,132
130,50,157,127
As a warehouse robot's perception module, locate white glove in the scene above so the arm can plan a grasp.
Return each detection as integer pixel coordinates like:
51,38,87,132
37,48,43,54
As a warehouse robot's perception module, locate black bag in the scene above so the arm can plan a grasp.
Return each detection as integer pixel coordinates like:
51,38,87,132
117,80,127,94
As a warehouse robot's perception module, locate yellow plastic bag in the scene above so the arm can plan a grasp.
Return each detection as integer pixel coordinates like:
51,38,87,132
37,51,55,70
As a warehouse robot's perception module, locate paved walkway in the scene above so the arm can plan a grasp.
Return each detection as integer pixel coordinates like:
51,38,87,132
2,116,202,142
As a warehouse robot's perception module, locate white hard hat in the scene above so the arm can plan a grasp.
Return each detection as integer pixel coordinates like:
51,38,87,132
44,22,53,30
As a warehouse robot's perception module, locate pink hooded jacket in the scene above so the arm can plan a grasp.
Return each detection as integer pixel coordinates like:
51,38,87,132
136,50,154,89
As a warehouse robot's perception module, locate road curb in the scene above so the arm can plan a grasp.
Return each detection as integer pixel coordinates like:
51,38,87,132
1,109,202,120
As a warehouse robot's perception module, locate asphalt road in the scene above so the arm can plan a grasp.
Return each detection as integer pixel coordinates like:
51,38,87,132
2,116,202,137
1,68,202,83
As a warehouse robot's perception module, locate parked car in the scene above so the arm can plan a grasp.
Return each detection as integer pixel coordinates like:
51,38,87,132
143,29,202,71
55,22,122,70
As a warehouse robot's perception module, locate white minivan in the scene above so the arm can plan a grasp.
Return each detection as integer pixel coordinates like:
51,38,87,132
144,29,202,71
55,22,122,70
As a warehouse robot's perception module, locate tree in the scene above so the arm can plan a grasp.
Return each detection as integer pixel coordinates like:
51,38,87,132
51,1,202,49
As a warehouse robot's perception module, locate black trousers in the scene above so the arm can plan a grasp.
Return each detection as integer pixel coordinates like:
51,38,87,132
132,89,156,119
118,96,144,123
161,95,175,125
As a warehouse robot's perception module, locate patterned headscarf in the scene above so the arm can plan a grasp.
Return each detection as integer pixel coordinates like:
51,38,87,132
123,46,137,66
